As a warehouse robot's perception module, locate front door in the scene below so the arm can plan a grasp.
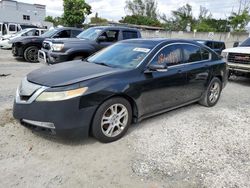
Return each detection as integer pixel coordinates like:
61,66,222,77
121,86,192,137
97,30,120,50
139,44,189,116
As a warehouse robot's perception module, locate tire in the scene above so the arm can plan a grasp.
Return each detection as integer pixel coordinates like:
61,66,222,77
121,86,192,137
92,97,132,143
24,46,39,63
199,77,222,107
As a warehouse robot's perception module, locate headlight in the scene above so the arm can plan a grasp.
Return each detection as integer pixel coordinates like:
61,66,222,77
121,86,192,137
36,87,88,102
221,52,228,62
51,43,64,52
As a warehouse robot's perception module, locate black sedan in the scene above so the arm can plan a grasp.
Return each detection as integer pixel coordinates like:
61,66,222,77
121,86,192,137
13,39,228,142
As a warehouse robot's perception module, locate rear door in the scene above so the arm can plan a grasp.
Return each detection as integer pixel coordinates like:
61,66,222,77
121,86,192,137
182,44,211,101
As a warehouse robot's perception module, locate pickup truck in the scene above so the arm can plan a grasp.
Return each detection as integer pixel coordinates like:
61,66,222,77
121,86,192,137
11,27,83,63
222,37,250,77
38,26,142,64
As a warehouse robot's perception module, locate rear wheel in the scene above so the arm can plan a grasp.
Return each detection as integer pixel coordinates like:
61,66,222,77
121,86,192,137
92,97,132,143
199,77,222,107
24,46,39,63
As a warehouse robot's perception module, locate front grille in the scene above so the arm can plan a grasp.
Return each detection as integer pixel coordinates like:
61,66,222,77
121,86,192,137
42,41,51,50
228,53,250,64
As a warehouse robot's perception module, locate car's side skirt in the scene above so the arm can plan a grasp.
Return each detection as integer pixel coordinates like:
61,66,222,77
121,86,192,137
137,98,200,122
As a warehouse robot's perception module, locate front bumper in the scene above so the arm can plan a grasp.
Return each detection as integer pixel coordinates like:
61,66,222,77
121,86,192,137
13,97,98,138
12,45,23,57
0,39,11,49
38,49,69,65
228,62,250,73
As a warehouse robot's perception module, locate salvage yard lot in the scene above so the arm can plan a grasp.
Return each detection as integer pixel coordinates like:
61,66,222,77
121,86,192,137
0,49,250,188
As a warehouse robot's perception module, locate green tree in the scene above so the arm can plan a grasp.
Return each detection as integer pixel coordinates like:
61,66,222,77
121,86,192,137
125,0,157,19
90,13,108,24
44,16,64,26
229,8,250,32
172,4,194,31
63,0,91,27
120,15,162,27
122,0,161,26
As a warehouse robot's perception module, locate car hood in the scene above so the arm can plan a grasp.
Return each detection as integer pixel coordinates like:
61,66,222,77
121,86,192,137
47,37,90,44
27,61,123,87
10,36,45,43
223,47,250,54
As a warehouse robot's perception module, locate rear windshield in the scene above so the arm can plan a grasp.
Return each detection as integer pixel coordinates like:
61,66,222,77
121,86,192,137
240,38,250,47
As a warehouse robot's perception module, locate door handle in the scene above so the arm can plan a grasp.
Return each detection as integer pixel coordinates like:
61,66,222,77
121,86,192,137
178,70,182,74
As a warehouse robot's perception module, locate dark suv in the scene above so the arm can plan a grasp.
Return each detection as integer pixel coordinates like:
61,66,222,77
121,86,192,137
196,40,226,55
11,27,83,63
38,26,141,64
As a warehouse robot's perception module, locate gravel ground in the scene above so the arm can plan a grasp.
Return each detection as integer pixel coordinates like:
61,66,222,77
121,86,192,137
0,49,249,188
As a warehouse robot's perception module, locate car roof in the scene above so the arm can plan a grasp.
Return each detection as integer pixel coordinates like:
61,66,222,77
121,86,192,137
55,27,83,31
121,38,204,46
90,26,140,32
195,39,225,43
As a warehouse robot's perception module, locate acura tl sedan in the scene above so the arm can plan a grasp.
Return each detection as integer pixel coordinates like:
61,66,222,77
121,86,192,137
13,39,228,143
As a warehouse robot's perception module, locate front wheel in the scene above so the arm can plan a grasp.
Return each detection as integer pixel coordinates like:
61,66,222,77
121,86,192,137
24,46,39,63
92,97,132,143
199,77,222,107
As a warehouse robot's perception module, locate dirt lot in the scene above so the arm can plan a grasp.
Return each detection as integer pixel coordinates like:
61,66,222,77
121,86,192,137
0,49,249,188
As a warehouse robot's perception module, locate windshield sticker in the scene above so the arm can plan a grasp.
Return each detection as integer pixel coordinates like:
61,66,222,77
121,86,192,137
133,48,150,53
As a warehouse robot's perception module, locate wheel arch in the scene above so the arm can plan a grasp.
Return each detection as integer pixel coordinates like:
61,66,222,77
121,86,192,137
88,93,139,135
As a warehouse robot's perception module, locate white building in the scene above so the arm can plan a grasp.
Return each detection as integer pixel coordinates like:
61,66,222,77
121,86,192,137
0,0,52,27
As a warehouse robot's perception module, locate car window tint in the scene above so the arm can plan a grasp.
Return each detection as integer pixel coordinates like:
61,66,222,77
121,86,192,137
100,30,119,42
151,45,182,66
201,48,210,60
9,25,16,31
54,30,71,38
206,41,213,49
122,31,138,40
214,42,221,49
71,30,81,37
182,44,202,63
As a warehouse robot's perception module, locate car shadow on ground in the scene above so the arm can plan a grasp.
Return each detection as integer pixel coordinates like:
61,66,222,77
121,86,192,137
229,76,250,86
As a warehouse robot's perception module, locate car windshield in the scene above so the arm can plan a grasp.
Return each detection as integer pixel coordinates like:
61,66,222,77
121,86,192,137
77,28,103,40
87,42,154,69
239,38,250,47
41,29,58,38
13,28,31,36
196,40,205,44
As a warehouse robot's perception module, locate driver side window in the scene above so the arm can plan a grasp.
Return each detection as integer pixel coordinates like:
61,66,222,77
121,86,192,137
151,45,182,66
99,30,119,42
53,30,71,38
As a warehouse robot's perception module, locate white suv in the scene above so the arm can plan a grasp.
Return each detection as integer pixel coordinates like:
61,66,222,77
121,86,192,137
222,38,250,77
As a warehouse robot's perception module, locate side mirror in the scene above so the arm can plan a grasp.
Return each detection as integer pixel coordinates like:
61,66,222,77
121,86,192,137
233,42,239,47
97,35,107,43
146,63,168,73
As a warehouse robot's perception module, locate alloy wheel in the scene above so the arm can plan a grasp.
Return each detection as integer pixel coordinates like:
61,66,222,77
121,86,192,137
101,104,129,138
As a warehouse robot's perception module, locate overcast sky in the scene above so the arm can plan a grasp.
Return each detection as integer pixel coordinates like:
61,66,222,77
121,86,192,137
17,0,243,21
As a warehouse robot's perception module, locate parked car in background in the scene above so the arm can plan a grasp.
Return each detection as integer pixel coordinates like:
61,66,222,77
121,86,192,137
13,39,228,142
38,26,141,64
11,27,83,63
0,28,47,49
222,37,250,78
196,40,226,55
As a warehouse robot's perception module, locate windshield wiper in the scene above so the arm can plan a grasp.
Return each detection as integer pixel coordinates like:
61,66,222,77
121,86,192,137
93,62,111,67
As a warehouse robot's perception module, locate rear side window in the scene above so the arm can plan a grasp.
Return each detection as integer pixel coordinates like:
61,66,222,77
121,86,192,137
122,31,138,40
182,44,202,63
151,44,182,66
201,48,210,60
71,30,82,37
